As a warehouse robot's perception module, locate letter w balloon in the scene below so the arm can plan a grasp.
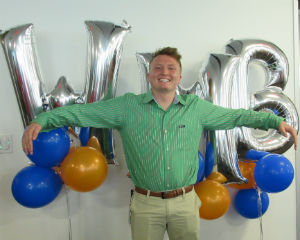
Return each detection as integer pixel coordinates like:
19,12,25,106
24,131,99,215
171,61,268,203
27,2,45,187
0,21,131,164
83,21,131,164
0,24,46,127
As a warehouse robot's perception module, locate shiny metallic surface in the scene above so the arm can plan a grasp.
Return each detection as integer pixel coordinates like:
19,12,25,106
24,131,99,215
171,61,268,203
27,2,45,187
246,89,299,153
136,52,152,93
200,39,298,183
47,76,81,108
1,24,46,127
1,21,130,165
83,21,130,163
226,39,298,154
177,81,207,100
83,20,131,102
225,39,288,90
201,53,243,183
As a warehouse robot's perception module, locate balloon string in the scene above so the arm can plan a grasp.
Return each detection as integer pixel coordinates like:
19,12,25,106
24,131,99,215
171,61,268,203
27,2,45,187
256,186,264,240
64,185,73,240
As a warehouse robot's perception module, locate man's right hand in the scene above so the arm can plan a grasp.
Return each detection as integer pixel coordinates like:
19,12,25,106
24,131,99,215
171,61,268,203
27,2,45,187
22,123,42,155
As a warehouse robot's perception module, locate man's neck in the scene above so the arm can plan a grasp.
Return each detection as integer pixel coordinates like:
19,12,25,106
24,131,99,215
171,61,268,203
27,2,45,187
152,90,176,111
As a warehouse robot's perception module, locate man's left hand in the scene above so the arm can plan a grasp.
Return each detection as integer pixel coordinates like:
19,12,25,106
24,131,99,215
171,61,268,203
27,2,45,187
278,121,298,150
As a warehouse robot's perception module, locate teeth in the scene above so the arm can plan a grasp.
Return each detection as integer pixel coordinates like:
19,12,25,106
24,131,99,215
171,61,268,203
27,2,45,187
159,79,170,82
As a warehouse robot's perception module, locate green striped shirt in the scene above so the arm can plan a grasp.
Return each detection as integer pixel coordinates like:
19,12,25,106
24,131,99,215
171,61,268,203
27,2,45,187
33,90,283,191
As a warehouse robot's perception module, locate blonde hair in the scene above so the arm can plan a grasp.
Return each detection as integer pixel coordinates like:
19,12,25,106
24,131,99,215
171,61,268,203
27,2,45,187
151,47,182,69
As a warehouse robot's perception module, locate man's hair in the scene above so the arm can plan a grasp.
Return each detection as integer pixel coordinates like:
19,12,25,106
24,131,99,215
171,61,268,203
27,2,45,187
150,47,182,69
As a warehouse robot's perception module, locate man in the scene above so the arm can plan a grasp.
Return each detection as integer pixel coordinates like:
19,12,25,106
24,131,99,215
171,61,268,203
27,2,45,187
22,47,297,240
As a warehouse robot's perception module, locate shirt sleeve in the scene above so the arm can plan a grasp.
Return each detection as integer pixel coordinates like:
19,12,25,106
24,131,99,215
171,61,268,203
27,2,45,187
31,95,125,130
198,99,284,131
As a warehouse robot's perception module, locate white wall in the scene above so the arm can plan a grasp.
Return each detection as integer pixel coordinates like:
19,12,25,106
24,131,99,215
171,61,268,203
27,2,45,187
0,0,298,239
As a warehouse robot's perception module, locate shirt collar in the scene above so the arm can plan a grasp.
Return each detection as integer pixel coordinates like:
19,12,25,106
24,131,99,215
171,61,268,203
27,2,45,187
142,89,187,105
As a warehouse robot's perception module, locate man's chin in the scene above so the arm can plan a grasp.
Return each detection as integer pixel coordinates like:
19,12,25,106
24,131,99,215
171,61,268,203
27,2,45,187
154,89,176,95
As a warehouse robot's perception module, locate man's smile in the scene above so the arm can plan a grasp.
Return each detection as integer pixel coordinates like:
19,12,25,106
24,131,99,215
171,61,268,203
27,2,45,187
159,78,170,83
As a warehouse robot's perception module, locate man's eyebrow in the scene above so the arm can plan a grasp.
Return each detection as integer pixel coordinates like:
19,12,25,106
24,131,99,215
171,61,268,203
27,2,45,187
154,63,177,66
151,63,178,68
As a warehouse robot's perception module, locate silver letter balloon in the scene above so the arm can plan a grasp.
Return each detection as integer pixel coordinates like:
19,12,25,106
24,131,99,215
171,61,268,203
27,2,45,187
1,24,46,127
82,21,131,163
1,21,131,164
200,39,298,183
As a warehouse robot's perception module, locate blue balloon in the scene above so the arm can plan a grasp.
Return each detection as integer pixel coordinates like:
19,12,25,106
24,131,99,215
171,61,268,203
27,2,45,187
11,166,63,208
196,151,205,183
254,154,294,193
271,109,279,115
234,189,269,219
205,141,214,177
245,149,269,160
109,129,114,159
79,127,90,146
27,128,70,167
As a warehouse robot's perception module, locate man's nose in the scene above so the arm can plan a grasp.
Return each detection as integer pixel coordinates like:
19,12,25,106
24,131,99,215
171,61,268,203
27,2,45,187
161,67,169,74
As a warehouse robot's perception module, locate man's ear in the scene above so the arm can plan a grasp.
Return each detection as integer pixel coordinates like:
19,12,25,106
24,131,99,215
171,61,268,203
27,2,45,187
177,75,182,85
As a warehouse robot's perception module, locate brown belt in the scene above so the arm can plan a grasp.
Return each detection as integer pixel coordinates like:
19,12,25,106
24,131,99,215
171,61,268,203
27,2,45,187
135,185,193,199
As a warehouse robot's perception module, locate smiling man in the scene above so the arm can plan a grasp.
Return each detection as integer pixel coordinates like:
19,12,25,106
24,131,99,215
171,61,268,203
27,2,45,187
22,47,297,240
147,49,182,105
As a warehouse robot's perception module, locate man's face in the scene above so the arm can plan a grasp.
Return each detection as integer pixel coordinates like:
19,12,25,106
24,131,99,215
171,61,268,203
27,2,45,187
147,54,182,94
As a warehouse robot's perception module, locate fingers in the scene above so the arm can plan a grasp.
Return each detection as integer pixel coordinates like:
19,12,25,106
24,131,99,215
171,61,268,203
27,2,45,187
22,127,33,155
286,125,298,150
281,127,288,137
279,121,298,150
22,123,41,155
32,125,41,140
290,128,298,150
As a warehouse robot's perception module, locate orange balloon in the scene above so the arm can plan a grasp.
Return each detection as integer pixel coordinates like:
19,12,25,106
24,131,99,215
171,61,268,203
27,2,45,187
60,146,108,192
194,180,230,220
87,136,102,152
228,161,256,189
206,172,227,184
69,146,78,153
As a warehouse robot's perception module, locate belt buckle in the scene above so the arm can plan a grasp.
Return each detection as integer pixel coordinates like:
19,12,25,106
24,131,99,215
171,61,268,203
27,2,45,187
161,192,165,199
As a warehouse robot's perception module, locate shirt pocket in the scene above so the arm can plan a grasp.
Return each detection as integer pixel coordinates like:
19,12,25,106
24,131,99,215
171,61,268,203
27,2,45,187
176,123,194,150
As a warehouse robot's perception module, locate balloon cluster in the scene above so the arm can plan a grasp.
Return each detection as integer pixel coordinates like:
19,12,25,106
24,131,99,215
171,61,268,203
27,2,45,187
11,128,108,208
0,21,128,208
193,148,294,220
231,150,294,219
0,21,131,164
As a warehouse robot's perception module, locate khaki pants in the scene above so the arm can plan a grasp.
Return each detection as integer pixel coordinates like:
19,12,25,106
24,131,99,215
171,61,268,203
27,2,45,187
130,188,201,240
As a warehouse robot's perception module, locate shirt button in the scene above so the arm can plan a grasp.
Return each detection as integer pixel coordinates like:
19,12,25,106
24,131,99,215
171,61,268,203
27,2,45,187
166,147,169,151
167,184,170,187
167,166,170,170
164,130,167,134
